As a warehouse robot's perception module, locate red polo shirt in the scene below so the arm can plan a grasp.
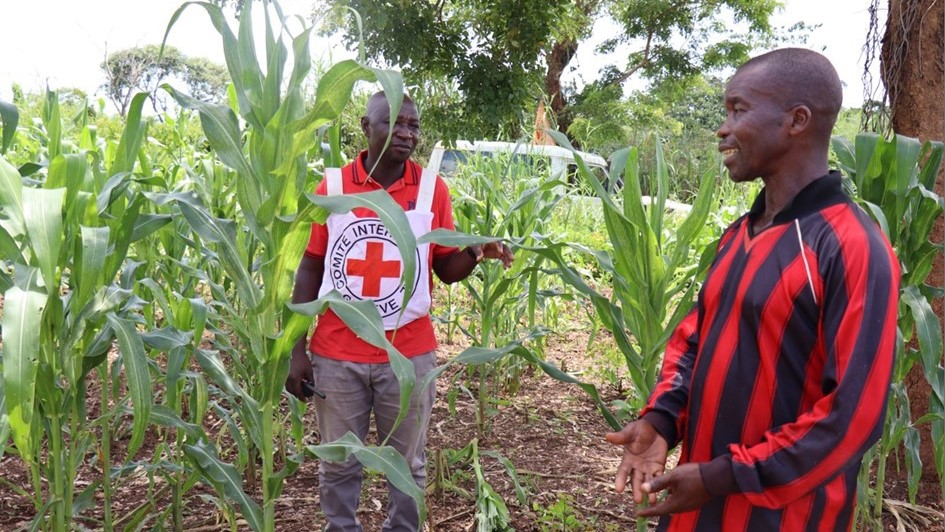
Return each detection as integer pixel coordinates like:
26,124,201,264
304,152,457,362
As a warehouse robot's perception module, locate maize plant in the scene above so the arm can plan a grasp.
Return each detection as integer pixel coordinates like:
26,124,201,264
447,150,565,435
0,90,171,530
832,133,944,529
524,131,718,424
156,1,431,529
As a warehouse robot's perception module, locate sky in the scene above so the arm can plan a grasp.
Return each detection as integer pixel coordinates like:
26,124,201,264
0,1,882,110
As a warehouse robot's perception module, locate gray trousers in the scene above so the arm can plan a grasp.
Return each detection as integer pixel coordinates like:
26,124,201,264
310,352,437,532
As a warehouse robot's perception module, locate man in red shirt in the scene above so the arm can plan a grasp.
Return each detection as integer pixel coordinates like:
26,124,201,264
286,91,512,532
606,49,899,531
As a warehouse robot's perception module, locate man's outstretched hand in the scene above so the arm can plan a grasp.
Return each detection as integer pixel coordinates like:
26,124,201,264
605,419,669,505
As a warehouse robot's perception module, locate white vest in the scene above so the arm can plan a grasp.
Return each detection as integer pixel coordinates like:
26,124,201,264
318,167,436,330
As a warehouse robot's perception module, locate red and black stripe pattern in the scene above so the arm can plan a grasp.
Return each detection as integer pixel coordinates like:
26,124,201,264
641,173,900,532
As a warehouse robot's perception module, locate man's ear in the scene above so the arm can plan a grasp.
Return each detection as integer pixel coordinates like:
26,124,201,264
788,105,812,135
360,116,370,135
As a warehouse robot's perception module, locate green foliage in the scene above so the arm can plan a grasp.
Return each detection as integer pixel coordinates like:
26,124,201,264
446,150,567,433
832,133,944,528
431,439,523,532
157,1,428,529
318,0,573,139
534,493,585,531
317,0,781,145
0,90,163,531
534,131,720,422
603,0,777,84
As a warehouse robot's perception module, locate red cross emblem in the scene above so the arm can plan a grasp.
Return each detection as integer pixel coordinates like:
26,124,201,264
345,241,401,297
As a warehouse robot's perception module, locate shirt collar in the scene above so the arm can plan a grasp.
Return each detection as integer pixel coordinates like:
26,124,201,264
353,150,420,187
748,170,848,224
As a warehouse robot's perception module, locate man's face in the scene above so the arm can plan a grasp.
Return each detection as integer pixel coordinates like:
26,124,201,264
716,66,793,183
361,97,420,164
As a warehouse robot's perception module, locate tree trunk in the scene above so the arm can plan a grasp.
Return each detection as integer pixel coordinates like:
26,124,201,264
881,0,944,493
545,38,579,138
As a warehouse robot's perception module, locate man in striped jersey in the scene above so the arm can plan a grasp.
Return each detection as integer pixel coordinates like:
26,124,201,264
606,48,900,531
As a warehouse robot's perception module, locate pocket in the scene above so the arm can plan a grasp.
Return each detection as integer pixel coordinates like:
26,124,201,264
311,356,350,393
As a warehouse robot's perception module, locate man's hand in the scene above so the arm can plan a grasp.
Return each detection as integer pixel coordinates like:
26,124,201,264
638,463,711,517
285,347,315,401
605,419,669,504
474,242,514,269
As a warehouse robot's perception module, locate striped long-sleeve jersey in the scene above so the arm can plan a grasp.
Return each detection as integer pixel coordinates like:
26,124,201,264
641,172,900,532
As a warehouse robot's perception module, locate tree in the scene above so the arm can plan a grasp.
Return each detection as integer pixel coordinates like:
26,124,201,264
101,44,228,116
316,0,572,140
315,0,780,144
878,0,944,496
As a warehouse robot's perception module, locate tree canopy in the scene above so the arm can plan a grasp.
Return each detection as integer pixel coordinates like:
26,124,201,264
101,44,229,116
315,0,782,147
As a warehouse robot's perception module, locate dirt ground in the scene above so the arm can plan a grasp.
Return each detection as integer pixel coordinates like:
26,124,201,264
0,325,942,531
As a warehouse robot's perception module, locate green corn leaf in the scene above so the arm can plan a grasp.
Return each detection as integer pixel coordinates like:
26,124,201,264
46,153,86,196
831,135,856,177
0,356,7,461
513,345,621,430
148,404,204,441
274,60,376,178
103,194,144,285
916,141,944,190
130,213,172,242
0,156,24,237
166,345,188,407
162,86,263,235
194,348,263,450
903,426,922,503
164,2,258,129
0,100,18,154
96,171,132,216
151,191,261,310
261,6,287,127
22,187,65,295
236,0,265,123
110,93,149,176
185,296,210,341
418,228,502,248
184,439,263,532
668,166,717,268
305,431,425,521
901,285,943,384
42,90,62,161
853,133,881,195
1,270,45,464
267,212,316,318
105,314,152,458
72,226,110,312
140,327,193,351
190,372,210,426
286,19,314,91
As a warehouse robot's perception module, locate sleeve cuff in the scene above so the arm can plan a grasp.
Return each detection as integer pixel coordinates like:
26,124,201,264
699,454,738,497
641,411,678,449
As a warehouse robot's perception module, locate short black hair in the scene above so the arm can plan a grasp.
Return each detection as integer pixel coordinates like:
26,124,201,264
366,91,415,114
738,48,843,135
